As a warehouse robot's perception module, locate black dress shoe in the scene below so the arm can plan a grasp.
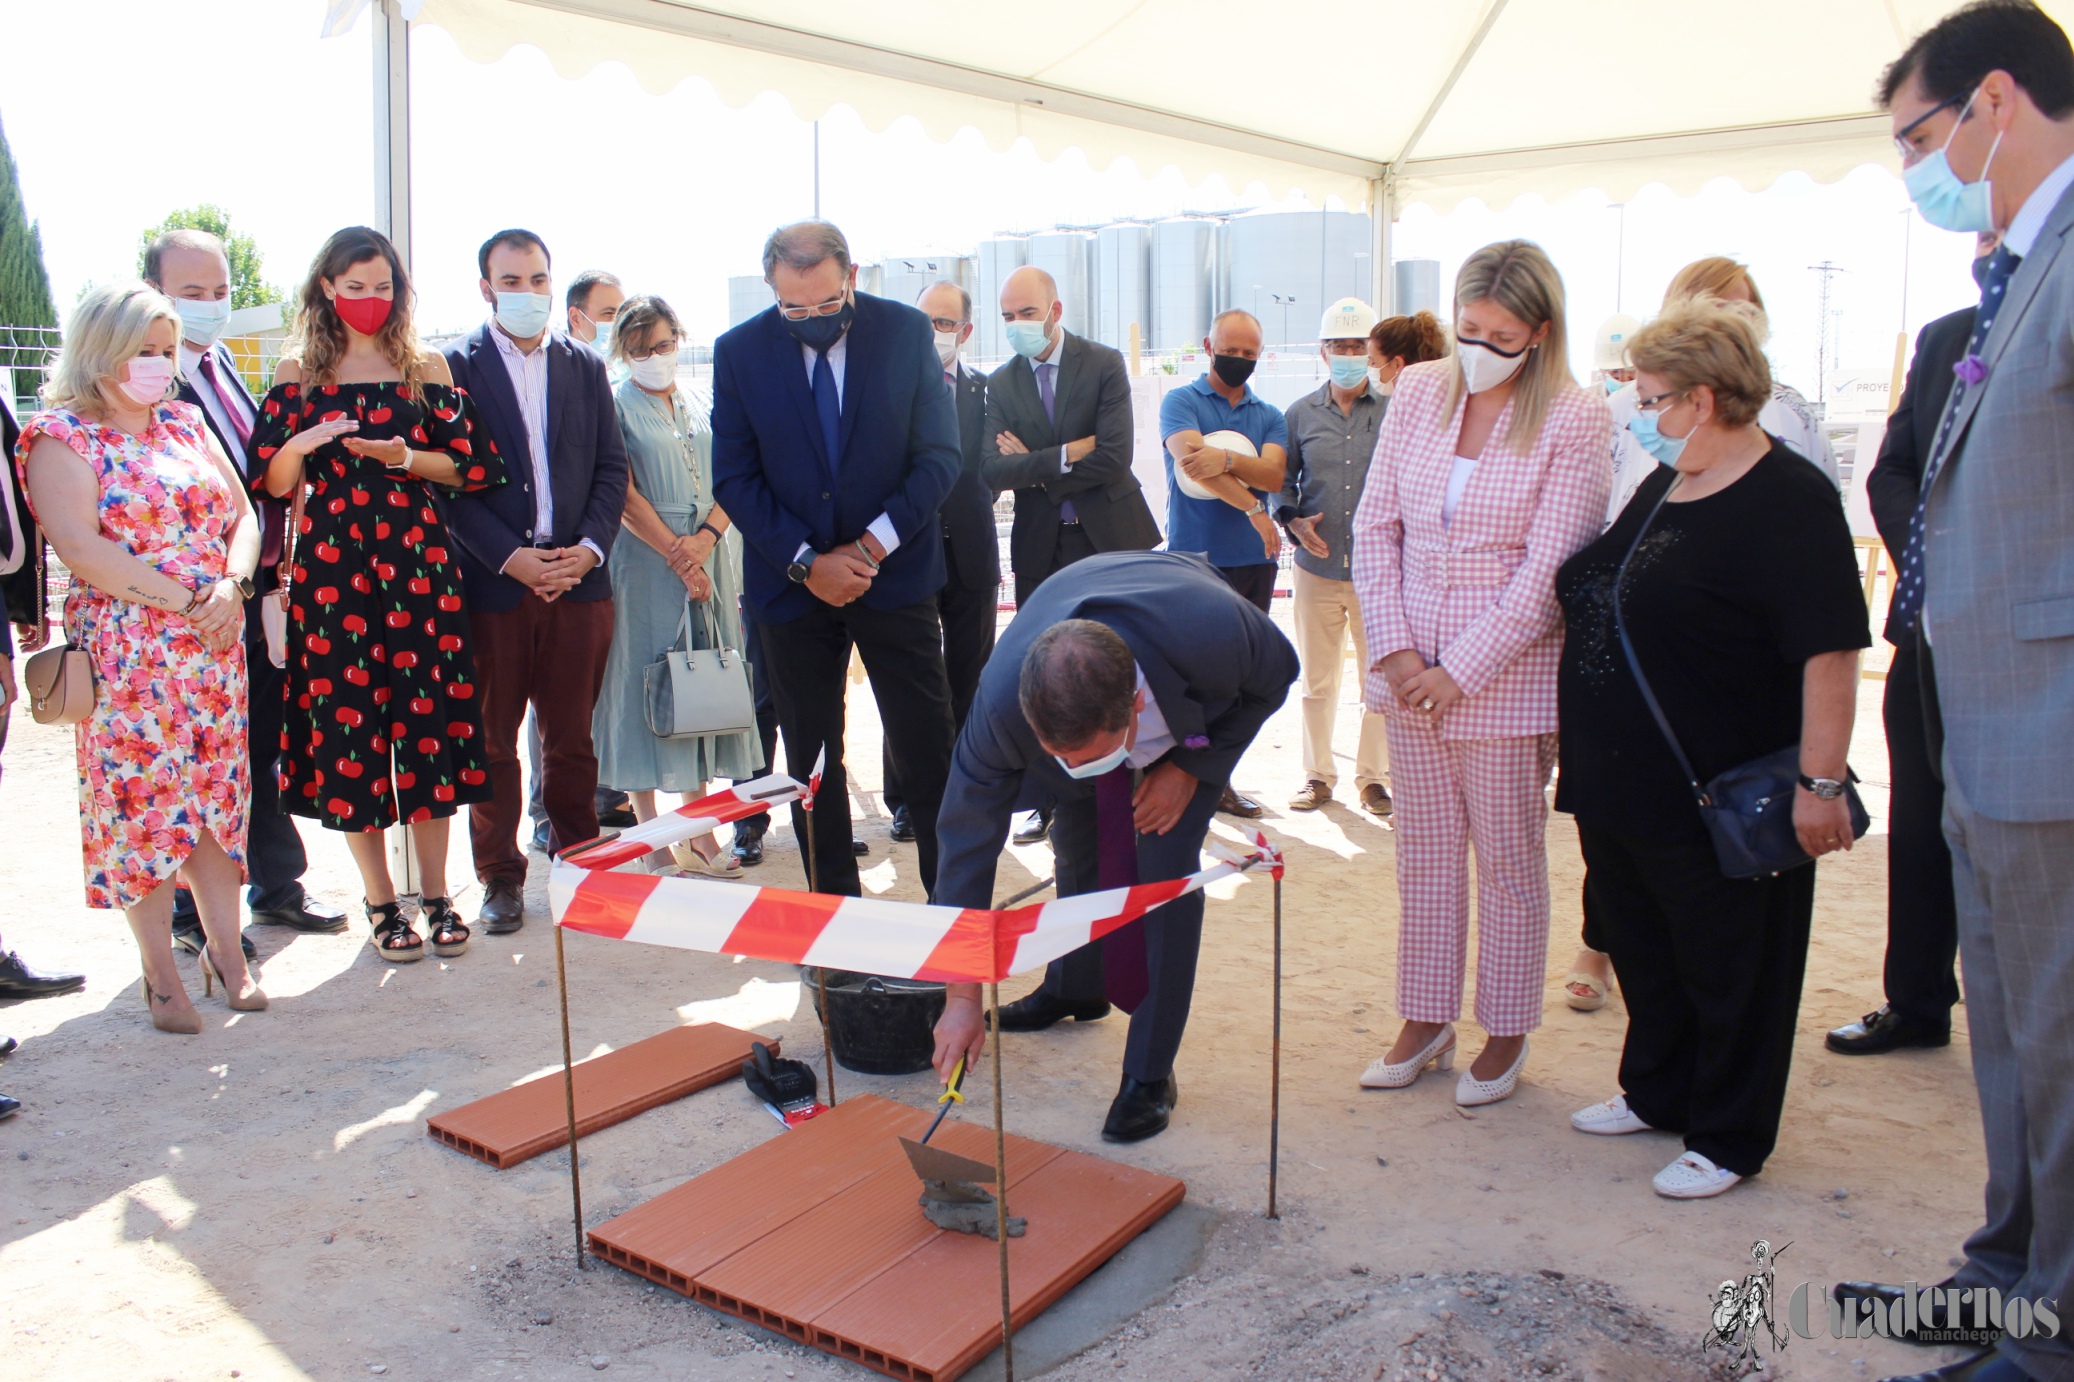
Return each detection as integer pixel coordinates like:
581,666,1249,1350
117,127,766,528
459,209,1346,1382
172,926,256,963
990,991,1111,1032
250,897,350,934
853,837,869,856
530,819,552,854
1102,1073,1178,1143
1880,1349,2021,1382
0,1035,16,1057
732,822,766,867
479,878,525,935
597,793,637,829
890,807,916,843
1828,1004,1951,1055
0,950,87,999
0,1093,18,1120
1835,1278,2002,1349
1012,809,1051,845
1217,786,1265,819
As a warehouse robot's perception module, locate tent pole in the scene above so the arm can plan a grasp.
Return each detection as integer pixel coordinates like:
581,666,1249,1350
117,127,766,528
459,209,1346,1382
799,810,837,1106
1370,175,1392,317
371,0,412,273
990,980,1014,1382
1267,874,1283,1220
554,923,586,1270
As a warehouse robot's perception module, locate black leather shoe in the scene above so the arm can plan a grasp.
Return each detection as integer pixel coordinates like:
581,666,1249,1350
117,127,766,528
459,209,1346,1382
990,991,1111,1032
250,897,350,934
1835,1278,2002,1349
597,794,637,829
0,950,86,998
172,926,256,963
0,1093,18,1120
732,824,766,867
852,837,869,856
890,807,916,843
1828,1004,1951,1055
1879,1349,2021,1382
0,1035,17,1057
1217,786,1265,819
1012,810,1051,845
530,819,552,854
479,878,525,935
1102,1073,1178,1143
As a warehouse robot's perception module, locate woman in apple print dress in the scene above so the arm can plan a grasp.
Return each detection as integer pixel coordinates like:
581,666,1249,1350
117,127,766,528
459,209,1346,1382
254,227,505,963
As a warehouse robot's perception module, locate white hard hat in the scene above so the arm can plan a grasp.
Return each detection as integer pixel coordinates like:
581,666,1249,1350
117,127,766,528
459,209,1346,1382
1594,313,1643,371
1318,296,1378,341
1176,430,1257,501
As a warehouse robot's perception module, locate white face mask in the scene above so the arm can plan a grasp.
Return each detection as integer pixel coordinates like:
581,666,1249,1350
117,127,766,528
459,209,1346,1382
173,297,232,349
934,329,963,368
628,352,677,391
1457,338,1530,394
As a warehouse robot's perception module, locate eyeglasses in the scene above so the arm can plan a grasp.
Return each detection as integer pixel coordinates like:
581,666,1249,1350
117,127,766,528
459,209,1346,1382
926,317,968,333
776,291,849,322
1893,90,1969,161
1636,388,1686,410
626,339,680,362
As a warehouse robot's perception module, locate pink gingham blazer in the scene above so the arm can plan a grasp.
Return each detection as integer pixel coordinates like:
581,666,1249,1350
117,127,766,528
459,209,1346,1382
1351,359,1612,739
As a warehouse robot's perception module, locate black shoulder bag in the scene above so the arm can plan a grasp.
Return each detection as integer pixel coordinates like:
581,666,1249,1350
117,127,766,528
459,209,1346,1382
1610,482,1868,879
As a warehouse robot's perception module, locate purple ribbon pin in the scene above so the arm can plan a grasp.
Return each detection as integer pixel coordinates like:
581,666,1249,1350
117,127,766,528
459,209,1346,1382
1184,735,1210,750
1953,354,1989,386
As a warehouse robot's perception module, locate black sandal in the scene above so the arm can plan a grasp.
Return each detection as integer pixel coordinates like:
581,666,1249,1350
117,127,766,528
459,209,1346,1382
366,900,423,963
421,896,469,958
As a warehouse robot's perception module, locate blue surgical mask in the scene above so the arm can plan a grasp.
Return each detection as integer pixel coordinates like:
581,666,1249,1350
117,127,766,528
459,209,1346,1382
494,291,554,339
588,318,614,357
1327,354,1369,389
1627,407,1694,468
174,296,233,349
1054,737,1131,780
1005,320,1052,359
1602,376,1624,397
1903,88,2004,234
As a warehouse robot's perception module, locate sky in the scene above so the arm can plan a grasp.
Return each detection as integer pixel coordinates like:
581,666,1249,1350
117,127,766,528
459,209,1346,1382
0,0,1983,403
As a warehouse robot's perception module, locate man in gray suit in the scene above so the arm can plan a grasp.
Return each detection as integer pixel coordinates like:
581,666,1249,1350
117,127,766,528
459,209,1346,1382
1848,7,2074,1380
927,551,1296,1143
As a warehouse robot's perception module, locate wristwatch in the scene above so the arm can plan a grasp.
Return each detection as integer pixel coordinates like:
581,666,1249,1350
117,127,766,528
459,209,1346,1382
231,574,256,600
786,557,813,584
1798,773,1848,800
1245,500,1268,517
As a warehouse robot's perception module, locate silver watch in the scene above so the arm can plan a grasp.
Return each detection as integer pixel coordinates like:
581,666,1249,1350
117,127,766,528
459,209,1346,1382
1798,774,1847,800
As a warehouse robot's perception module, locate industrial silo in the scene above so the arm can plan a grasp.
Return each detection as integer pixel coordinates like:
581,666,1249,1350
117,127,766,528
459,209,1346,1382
1221,210,1376,346
975,237,1028,360
1150,219,1216,352
1095,224,1151,354
1025,232,1094,341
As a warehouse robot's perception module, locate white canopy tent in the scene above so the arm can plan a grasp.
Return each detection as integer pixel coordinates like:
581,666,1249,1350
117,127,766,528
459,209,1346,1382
331,0,2069,310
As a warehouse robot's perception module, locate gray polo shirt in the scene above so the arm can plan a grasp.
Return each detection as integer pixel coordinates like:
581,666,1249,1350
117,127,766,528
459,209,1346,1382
1274,380,1388,581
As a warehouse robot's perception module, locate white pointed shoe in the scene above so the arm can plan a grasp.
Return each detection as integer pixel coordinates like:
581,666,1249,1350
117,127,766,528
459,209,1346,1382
1358,1024,1456,1089
1454,1038,1529,1107
1570,1094,1653,1135
1652,1150,1742,1199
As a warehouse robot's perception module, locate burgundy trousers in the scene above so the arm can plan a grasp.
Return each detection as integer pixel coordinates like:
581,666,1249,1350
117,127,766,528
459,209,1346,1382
468,592,614,886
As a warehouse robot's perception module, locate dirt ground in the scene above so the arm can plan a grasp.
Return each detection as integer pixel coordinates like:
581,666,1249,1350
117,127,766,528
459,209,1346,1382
0,609,1992,1382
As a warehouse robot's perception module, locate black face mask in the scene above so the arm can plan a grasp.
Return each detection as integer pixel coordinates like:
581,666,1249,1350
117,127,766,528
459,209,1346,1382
783,295,854,351
1212,352,1257,388
1971,252,1994,291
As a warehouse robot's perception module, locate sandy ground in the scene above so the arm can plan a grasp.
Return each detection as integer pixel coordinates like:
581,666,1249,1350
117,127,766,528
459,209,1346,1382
0,608,1993,1382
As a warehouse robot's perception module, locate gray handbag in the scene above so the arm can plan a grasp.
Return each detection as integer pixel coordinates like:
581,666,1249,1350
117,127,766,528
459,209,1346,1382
643,598,756,740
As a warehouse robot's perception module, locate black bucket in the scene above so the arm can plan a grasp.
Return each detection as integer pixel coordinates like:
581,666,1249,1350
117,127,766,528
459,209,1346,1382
802,969,946,1076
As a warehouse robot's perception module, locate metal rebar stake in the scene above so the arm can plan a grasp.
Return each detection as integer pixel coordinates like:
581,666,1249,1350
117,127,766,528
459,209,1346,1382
799,804,836,1107
1268,874,1283,1220
554,922,586,1268
989,980,1014,1381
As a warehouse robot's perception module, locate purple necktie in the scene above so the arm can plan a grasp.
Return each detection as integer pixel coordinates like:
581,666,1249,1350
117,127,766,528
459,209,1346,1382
1094,764,1147,1012
1039,360,1078,524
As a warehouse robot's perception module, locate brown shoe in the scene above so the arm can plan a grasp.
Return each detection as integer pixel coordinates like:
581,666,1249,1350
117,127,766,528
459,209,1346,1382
479,877,525,934
1217,786,1265,819
1360,783,1394,817
1288,779,1332,811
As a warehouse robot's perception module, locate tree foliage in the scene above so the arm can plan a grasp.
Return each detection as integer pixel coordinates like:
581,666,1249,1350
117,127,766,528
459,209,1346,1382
137,204,283,309
0,114,57,330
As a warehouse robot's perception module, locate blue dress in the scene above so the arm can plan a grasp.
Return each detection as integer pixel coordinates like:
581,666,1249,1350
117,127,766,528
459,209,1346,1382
591,380,760,792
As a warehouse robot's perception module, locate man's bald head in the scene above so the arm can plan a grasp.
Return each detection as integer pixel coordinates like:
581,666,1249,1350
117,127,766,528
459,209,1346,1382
1208,309,1264,358
1000,266,1060,323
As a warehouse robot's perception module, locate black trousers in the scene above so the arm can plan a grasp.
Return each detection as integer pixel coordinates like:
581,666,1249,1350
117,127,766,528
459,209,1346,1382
1012,521,1098,608
1578,819,1816,1177
885,541,998,814
1883,632,1960,1027
760,596,954,897
176,622,308,921
1038,774,1223,1083
734,598,783,842
1217,561,1277,614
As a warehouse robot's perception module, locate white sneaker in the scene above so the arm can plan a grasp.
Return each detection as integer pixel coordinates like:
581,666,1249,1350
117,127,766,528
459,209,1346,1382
1454,1037,1528,1107
1652,1151,1742,1199
1570,1094,1653,1135
1359,1024,1456,1089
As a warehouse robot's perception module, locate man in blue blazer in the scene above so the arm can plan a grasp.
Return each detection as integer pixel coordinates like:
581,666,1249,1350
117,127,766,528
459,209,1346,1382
712,221,961,896
444,229,630,934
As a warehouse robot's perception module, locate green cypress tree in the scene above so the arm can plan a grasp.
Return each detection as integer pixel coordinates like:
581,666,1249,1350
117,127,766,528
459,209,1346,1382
0,114,58,372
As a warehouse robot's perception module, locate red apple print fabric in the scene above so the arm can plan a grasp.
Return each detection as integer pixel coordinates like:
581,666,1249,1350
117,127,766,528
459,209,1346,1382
252,380,505,831
13,403,248,910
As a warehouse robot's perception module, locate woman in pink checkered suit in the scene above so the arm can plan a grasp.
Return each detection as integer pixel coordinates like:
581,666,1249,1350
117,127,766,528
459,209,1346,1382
1350,241,1611,1106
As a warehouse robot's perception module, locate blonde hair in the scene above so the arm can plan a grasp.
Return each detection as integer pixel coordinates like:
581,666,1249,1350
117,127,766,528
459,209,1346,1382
44,282,183,416
1626,299,1773,429
1664,257,1766,313
1441,240,1573,447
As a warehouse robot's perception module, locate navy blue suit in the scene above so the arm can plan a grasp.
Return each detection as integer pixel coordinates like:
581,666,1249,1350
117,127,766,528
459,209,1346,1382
711,292,962,896
936,551,1298,1081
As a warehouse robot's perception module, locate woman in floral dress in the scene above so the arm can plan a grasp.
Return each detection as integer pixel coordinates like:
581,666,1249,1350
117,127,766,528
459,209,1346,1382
17,284,264,1033
254,227,504,963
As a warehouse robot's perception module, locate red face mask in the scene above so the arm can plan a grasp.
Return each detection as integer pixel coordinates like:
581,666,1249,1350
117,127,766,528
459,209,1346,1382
333,293,394,337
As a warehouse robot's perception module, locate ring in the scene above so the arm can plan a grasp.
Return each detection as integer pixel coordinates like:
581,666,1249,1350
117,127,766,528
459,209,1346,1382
1420,698,1436,712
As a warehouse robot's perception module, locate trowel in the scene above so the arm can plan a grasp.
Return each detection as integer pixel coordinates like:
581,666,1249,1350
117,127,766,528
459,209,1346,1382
899,1056,1025,1240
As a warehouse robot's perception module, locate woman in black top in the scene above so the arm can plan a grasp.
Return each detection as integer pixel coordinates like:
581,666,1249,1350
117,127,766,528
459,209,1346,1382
1553,300,1868,1200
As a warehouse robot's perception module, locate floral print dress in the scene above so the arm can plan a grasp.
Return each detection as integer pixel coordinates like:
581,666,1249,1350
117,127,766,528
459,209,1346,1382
250,380,505,831
14,403,248,910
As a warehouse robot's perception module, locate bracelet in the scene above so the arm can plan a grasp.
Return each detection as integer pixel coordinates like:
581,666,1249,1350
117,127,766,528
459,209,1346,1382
179,585,204,615
852,540,882,572
1222,450,1234,474
696,522,722,543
